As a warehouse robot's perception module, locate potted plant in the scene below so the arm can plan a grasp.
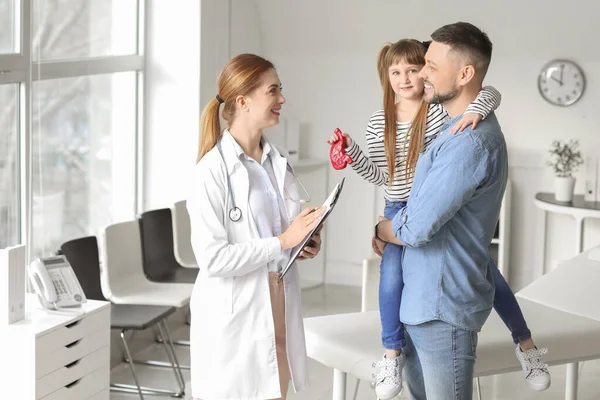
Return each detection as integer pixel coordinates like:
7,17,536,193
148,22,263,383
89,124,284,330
546,139,583,202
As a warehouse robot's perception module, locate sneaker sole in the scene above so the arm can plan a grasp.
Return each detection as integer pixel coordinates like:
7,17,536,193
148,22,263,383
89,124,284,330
529,379,551,392
376,387,403,400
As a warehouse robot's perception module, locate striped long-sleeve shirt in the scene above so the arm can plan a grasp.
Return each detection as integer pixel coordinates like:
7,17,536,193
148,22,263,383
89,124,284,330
345,86,501,202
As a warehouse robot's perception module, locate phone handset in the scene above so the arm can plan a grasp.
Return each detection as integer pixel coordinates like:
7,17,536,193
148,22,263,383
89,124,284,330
27,256,86,315
28,259,58,307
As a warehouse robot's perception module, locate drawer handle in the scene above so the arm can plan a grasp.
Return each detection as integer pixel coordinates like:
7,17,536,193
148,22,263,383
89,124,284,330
65,339,81,348
65,319,82,329
65,359,81,369
66,378,81,389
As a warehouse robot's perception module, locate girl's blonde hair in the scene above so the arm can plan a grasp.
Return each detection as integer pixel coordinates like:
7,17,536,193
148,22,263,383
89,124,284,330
376,39,430,185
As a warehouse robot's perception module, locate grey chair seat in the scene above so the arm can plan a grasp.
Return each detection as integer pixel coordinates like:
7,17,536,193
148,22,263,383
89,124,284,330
111,304,176,331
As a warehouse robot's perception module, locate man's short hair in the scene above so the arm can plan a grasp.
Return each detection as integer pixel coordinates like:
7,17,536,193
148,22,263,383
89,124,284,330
431,22,492,79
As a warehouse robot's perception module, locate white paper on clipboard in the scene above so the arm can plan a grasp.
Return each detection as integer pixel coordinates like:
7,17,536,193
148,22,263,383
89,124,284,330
280,178,345,279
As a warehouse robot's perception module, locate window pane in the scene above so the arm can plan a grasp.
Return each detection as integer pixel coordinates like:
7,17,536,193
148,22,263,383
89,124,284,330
31,73,136,258
0,0,17,54
0,84,19,248
33,0,138,60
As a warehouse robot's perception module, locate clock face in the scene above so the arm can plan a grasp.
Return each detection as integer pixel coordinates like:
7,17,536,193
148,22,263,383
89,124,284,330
538,60,585,106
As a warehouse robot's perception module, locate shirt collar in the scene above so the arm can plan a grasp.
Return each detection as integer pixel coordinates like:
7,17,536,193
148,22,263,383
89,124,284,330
229,132,273,164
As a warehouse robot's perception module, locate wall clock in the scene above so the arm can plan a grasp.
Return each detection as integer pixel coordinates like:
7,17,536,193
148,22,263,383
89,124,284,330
538,59,585,106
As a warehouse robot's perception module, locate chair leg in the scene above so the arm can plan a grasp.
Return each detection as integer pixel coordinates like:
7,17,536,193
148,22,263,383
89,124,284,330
475,377,482,400
126,324,191,369
155,324,190,347
111,330,185,398
157,320,186,392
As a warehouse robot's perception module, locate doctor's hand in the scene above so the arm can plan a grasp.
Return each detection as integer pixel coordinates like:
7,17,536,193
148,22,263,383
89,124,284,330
278,206,325,251
297,225,323,261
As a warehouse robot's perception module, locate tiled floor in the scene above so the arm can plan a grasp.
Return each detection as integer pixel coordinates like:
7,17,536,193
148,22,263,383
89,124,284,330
110,284,600,399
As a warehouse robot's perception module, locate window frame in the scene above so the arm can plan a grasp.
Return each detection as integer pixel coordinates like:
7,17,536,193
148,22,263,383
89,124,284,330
0,0,146,259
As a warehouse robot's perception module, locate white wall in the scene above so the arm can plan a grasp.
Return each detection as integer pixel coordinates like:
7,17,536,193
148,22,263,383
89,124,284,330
144,0,264,211
248,0,600,288
144,0,600,290
143,0,200,210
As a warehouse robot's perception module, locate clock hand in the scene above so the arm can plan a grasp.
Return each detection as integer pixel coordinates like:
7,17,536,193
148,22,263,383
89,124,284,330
550,75,563,86
559,64,564,84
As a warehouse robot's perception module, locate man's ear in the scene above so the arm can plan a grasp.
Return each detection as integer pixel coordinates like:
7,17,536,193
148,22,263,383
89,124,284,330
458,65,476,86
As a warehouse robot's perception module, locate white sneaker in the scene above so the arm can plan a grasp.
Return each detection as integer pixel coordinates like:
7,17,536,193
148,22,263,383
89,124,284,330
372,352,405,400
515,345,551,391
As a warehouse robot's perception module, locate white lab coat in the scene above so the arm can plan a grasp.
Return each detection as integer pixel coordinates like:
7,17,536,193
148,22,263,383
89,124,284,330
187,130,309,400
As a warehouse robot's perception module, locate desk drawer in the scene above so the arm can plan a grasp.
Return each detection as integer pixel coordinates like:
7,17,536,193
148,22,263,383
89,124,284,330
36,346,109,399
40,364,109,400
37,328,109,378
87,389,109,400
37,307,110,354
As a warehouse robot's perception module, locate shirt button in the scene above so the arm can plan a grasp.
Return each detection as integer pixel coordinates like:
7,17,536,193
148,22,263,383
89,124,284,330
403,215,407,222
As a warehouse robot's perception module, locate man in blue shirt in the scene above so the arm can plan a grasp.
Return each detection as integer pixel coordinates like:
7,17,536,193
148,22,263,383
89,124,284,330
375,22,508,399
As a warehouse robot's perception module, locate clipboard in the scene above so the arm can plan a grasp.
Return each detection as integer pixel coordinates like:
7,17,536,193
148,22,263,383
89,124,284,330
280,178,345,279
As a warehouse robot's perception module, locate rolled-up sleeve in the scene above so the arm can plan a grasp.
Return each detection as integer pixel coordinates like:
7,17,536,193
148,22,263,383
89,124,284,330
391,135,489,247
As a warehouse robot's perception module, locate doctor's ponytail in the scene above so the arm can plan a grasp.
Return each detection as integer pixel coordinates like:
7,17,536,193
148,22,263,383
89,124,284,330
197,98,222,162
196,54,275,163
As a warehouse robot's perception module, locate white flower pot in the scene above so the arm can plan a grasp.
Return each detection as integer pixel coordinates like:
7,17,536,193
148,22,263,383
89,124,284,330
554,176,576,202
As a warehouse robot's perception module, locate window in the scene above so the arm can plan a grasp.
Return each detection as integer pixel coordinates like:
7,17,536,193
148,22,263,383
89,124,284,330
0,0,17,54
31,73,137,256
0,84,19,249
0,0,144,260
32,0,137,60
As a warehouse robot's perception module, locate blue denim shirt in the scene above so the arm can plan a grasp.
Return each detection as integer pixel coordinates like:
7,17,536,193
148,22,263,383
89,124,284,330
392,112,508,332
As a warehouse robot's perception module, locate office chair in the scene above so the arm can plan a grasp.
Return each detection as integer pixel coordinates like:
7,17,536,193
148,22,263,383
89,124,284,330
171,200,198,268
60,236,186,399
102,219,193,348
139,208,198,284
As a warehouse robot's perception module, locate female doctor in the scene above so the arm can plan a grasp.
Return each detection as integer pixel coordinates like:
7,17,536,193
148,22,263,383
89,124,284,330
187,53,325,400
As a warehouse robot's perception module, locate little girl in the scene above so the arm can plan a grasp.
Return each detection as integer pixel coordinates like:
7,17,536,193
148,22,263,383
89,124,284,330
328,39,551,399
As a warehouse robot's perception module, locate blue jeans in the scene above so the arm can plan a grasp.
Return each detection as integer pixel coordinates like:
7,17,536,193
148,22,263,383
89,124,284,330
379,201,531,350
404,321,478,400
379,201,407,349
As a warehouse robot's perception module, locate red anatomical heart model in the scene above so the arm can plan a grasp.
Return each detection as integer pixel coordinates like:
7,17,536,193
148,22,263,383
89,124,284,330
329,128,353,170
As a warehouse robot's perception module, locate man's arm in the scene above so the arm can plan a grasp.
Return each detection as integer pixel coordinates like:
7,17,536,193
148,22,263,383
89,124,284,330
375,134,490,247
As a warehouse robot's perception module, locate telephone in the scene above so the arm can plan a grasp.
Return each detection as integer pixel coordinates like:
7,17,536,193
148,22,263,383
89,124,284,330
28,255,87,310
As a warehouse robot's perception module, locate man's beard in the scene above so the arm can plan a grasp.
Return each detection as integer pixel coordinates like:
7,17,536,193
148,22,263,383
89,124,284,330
426,84,459,104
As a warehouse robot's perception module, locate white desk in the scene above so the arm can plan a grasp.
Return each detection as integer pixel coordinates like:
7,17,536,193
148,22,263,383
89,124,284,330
304,297,600,400
511,246,600,400
534,193,600,277
0,294,111,400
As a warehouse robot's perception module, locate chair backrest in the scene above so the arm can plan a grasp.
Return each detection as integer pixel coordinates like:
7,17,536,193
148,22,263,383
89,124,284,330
101,220,146,300
361,256,381,312
139,208,179,281
171,200,197,267
60,236,106,301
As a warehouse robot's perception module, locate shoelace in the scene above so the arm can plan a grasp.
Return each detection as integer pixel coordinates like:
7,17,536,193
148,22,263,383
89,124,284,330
372,358,401,385
521,347,550,379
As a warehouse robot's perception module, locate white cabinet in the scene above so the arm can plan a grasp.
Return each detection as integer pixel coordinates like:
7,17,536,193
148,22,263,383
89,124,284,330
1,294,111,400
490,179,512,279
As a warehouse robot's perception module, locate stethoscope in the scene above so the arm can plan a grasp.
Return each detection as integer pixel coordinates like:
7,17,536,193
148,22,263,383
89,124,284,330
217,139,311,222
